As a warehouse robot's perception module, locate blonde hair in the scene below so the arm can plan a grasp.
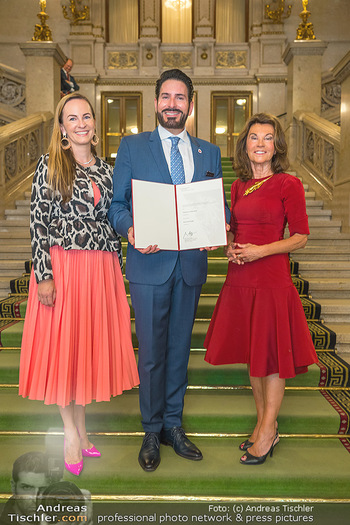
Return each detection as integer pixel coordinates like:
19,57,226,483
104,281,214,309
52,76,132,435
47,93,96,202
234,113,289,181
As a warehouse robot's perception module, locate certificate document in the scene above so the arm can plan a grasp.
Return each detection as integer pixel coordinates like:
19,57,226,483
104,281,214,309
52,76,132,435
132,178,227,250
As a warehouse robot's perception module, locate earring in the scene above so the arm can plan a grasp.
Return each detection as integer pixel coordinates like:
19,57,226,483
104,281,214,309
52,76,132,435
91,133,99,147
61,132,70,150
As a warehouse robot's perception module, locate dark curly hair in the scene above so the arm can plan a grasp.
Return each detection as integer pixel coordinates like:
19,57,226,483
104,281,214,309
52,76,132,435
234,113,289,181
155,69,194,102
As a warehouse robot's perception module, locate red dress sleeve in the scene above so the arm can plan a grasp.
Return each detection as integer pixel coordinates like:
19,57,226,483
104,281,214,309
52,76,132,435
230,179,240,234
281,174,310,236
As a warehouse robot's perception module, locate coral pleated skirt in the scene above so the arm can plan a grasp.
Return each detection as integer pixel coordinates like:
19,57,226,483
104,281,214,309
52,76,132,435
19,246,139,407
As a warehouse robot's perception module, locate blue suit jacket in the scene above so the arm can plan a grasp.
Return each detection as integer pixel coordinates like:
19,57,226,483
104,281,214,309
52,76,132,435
60,69,79,95
108,129,230,286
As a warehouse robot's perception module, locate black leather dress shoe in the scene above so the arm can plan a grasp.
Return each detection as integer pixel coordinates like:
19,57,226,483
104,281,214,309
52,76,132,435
138,432,160,472
160,427,203,460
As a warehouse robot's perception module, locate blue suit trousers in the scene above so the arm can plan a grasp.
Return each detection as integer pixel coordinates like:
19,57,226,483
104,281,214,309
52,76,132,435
130,258,202,432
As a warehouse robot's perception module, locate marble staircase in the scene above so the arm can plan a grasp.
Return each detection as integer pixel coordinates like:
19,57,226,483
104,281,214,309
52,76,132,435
0,161,350,502
0,171,350,354
0,192,31,296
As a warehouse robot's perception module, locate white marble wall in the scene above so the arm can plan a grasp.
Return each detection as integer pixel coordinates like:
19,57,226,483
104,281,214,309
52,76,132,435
1,1,348,74
283,0,350,71
0,0,349,143
0,0,71,71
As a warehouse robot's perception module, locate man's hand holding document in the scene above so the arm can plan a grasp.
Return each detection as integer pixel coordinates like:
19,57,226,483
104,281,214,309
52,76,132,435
132,178,227,251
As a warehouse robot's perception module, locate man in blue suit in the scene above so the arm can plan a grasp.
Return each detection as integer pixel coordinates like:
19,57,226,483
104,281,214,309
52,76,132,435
108,69,230,472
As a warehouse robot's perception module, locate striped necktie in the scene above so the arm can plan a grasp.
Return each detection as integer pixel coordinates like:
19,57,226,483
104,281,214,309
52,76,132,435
170,136,185,185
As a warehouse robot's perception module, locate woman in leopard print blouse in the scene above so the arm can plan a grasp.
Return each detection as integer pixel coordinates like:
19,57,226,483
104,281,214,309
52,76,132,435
19,93,139,476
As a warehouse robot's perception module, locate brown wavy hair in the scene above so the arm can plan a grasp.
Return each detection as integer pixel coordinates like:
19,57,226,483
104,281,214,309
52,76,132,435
47,93,97,202
233,113,289,181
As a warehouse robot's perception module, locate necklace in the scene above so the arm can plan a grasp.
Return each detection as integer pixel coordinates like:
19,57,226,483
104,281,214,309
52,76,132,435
77,156,94,165
243,175,273,196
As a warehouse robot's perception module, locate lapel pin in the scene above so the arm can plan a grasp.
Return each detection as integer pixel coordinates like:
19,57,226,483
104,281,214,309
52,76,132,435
198,148,202,154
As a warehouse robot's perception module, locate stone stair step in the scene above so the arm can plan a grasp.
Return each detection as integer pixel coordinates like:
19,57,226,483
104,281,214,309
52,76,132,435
0,272,26,280
0,218,29,227
298,261,350,277
317,298,350,322
306,233,350,243
0,279,12,295
326,322,350,353
0,349,326,388
0,387,341,435
0,231,30,240
308,277,350,298
0,262,27,276
0,247,31,258
195,295,218,318
326,322,350,340
14,199,31,207
307,219,341,228
305,200,325,207
207,257,229,274
5,208,31,217
0,239,31,247
0,434,348,500
0,232,30,240
293,246,350,261
306,208,332,218
0,163,349,504
307,225,341,235
0,260,27,268
304,191,316,199
201,275,226,294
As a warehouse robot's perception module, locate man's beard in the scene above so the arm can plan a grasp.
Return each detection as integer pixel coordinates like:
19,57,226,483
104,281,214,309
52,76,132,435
157,108,189,130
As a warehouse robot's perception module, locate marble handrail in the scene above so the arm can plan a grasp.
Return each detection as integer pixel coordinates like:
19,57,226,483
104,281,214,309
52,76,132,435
0,112,53,194
293,110,340,196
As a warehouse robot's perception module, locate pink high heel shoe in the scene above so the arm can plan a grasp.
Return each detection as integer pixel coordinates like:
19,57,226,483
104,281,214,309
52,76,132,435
82,445,101,458
64,437,83,475
64,459,83,476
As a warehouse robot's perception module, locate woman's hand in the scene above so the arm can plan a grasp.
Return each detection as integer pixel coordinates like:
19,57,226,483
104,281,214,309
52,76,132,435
228,243,265,265
38,279,56,307
227,234,308,265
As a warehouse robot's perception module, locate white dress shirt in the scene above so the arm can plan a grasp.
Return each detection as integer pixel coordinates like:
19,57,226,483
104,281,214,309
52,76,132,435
158,125,194,183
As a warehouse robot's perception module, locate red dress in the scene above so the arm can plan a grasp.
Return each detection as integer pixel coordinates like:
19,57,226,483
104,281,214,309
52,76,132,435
204,173,318,378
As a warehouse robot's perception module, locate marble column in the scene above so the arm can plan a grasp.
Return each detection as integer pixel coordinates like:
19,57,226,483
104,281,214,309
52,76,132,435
138,0,161,75
333,52,350,181
193,0,215,75
20,42,66,116
282,40,327,160
332,51,350,230
283,41,327,120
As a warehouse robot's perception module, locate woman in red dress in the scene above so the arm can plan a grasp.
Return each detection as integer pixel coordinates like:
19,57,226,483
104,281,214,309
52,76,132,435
204,113,318,465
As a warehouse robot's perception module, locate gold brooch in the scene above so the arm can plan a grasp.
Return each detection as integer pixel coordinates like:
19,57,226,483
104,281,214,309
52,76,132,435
243,176,273,196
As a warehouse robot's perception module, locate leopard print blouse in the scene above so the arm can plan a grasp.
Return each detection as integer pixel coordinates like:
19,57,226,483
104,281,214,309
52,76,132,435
31,154,122,283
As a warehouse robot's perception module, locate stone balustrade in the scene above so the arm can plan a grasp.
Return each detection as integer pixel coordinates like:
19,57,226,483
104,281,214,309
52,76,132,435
293,110,340,197
0,112,53,196
0,63,26,125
